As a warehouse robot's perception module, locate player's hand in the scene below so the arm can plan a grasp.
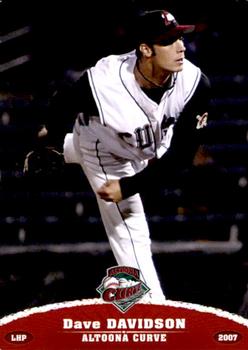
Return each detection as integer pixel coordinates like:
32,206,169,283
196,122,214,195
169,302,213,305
97,180,123,203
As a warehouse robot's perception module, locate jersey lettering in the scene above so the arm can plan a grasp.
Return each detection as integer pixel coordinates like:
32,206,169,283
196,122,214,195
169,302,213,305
161,115,175,138
135,124,154,149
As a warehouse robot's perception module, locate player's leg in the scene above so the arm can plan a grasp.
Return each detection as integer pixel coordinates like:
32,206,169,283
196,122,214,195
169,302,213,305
64,130,165,300
96,194,165,301
77,154,165,299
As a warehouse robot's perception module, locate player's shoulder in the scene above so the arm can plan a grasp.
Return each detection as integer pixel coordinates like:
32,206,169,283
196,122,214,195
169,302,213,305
199,71,211,89
178,59,202,103
89,50,136,79
70,69,98,115
192,71,211,100
93,50,135,66
184,59,211,89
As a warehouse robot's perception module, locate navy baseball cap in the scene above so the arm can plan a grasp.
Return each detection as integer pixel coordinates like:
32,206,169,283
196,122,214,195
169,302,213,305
135,10,195,45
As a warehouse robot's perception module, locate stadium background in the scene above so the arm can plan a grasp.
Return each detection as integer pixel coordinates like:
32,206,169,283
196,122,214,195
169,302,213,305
0,0,248,317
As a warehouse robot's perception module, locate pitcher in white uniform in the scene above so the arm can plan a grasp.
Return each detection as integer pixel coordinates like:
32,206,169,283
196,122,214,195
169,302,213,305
63,9,211,301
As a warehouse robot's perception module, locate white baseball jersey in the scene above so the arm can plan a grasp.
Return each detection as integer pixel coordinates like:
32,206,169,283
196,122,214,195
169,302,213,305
87,50,201,161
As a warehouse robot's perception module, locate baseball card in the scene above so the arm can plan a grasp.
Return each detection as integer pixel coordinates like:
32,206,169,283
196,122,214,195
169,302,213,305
0,0,248,349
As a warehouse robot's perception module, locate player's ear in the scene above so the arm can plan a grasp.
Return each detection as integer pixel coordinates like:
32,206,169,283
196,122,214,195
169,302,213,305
139,43,153,58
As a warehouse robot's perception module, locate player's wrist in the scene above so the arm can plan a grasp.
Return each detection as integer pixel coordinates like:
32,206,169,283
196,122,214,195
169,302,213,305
119,176,138,199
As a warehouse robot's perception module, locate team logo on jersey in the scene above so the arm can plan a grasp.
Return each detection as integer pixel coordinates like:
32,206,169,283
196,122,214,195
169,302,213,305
97,266,150,312
196,112,208,129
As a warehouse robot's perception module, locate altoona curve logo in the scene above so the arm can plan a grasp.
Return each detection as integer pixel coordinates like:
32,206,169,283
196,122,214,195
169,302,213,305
97,266,150,312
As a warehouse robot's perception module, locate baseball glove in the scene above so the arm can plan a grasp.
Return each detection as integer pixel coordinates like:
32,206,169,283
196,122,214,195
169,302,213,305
23,147,65,177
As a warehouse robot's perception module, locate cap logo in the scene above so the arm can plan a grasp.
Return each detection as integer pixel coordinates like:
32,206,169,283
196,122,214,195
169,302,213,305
162,11,176,26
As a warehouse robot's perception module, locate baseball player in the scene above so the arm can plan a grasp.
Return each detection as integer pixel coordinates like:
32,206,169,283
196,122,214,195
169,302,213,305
30,9,211,301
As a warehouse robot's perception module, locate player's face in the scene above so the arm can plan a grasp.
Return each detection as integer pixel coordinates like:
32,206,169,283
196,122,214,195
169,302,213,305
152,37,186,73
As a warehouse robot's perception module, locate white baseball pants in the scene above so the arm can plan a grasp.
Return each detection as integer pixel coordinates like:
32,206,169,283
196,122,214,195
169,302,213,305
64,128,165,301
